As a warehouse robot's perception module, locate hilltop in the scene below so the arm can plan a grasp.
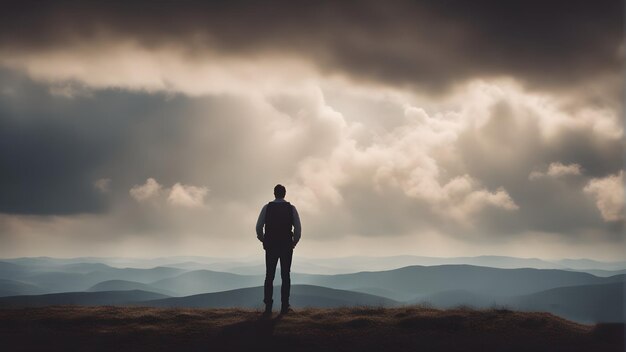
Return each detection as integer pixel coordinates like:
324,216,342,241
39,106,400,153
0,306,622,352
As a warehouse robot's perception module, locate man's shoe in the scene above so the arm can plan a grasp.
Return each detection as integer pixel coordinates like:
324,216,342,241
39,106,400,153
280,304,290,315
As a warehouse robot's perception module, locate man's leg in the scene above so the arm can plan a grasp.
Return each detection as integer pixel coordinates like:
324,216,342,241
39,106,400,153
279,247,293,312
264,248,279,310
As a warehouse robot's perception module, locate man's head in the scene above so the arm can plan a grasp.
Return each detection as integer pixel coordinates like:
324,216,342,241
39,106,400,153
274,184,286,199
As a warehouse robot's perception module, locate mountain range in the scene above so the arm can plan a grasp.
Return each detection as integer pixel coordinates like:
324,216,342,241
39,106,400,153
0,255,623,324
5,255,626,275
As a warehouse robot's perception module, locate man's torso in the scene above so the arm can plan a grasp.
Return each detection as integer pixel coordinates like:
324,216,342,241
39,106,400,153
264,201,293,249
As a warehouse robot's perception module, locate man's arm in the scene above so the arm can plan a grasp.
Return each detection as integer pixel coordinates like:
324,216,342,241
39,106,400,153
292,205,301,246
255,204,267,242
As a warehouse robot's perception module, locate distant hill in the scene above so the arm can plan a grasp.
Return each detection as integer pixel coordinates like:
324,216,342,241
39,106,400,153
150,270,259,296
0,261,31,280
0,290,169,307
87,280,178,296
412,282,625,324
296,255,569,273
19,271,95,292
57,262,115,273
14,266,186,292
1,257,122,269
566,269,626,277
556,259,626,271
0,279,45,297
512,282,625,324
163,260,352,275
0,285,394,310
164,261,217,270
84,266,186,284
142,284,397,309
295,265,623,298
223,262,347,275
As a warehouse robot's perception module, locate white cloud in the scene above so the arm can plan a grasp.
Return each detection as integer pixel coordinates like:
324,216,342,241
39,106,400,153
440,177,519,223
94,178,111,193
167,183,209,208
129,178,162,202
288,95,518,224
529,162,582,180
129,178,208,208
547,162,582,177
583,171,624,222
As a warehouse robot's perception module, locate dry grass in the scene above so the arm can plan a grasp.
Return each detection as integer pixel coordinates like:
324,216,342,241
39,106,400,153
0,305,622,351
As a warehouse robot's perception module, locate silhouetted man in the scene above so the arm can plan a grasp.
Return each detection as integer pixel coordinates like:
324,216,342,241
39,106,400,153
256,184,301,315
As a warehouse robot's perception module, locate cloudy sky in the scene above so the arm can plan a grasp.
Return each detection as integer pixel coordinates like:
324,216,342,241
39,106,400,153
0,0,623,260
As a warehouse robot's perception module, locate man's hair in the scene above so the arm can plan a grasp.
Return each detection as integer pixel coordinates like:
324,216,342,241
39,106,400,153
274,184,286,199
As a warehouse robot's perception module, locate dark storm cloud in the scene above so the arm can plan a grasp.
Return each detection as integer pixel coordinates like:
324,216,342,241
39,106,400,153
0,0,621,93
0,69,328,216
0,69,190,214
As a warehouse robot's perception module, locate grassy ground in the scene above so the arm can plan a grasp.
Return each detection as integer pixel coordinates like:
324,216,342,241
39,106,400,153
0,306,623,351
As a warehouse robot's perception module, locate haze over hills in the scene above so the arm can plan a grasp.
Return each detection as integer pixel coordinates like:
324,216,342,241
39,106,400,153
510,282,625,324
7,265,186,293
4,255,626,275
143,285,397,309
66,264,623,299
294,266,624,298
150,270,260,296
0,279,45,297
0,281,623,324
87,280,178,297
0,256,624,324
572,269,626,277
414,283,625,324
0,261,32,280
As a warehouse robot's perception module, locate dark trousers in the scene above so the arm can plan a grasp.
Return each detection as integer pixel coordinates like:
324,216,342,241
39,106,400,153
263,247,293,305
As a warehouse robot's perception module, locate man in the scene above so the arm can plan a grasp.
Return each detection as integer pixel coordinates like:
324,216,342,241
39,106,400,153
256,184,301,315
